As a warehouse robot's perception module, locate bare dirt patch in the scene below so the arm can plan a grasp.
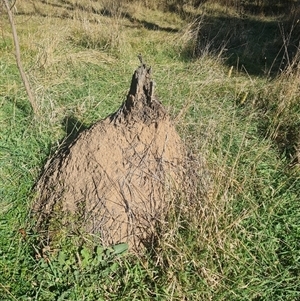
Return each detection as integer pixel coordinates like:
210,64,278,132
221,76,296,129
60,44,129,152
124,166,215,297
33,62,184,251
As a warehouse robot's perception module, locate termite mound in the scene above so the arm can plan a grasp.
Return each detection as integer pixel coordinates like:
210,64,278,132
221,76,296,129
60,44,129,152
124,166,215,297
33,62,184,252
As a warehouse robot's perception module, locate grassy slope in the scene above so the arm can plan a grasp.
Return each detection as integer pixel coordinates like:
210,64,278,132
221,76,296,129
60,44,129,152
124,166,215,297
1,1,300,300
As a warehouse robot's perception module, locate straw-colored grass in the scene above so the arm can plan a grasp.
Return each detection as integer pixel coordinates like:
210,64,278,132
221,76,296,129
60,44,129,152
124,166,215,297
1,1,299,300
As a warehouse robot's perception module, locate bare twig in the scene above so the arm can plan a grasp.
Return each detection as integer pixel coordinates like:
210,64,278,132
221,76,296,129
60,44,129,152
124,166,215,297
8,0,17,10
3,0,38,115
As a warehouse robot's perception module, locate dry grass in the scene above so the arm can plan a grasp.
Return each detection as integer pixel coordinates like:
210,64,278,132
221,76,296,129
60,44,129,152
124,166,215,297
1,1,300,300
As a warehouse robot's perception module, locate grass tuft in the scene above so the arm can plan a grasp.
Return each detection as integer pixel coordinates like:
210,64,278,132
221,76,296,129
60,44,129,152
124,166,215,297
1,1,300,300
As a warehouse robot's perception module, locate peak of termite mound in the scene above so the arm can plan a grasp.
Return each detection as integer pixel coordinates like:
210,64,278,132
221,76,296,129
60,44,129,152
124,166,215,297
33,62,184,251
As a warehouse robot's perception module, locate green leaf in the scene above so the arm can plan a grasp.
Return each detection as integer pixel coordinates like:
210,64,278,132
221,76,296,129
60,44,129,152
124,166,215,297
81,247,91,267
58,251,67,266
96,246,104,257
112,243,128,255
109,262,119,272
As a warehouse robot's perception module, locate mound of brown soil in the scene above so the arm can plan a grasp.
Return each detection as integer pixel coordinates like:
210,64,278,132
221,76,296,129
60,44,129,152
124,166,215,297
33,62,184,251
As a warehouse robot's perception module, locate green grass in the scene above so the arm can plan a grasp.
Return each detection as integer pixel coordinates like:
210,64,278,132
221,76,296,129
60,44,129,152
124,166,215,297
1,1,300,300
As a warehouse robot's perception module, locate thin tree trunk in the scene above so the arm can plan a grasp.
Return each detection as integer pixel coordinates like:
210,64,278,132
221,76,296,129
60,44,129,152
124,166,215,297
3,0,38,115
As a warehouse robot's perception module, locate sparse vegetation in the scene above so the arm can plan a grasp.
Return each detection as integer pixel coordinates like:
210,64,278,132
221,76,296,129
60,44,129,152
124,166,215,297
1,0,300,300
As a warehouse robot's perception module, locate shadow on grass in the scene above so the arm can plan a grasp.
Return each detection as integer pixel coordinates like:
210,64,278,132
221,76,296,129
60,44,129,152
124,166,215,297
43,116,87,166
195,13,300,76
100,8,180,33
21,0,180,33
193,9,300,164
60,115,87,149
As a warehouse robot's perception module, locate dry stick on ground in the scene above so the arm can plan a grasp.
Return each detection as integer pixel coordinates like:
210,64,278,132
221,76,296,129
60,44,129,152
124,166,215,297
3,0,38,115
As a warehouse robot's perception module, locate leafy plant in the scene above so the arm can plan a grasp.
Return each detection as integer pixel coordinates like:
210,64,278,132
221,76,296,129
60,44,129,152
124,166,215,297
30,242,128,300
1,1,300,300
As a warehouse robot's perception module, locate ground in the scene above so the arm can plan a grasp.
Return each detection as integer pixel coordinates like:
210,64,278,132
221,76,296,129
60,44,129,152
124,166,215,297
0,1,300,300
